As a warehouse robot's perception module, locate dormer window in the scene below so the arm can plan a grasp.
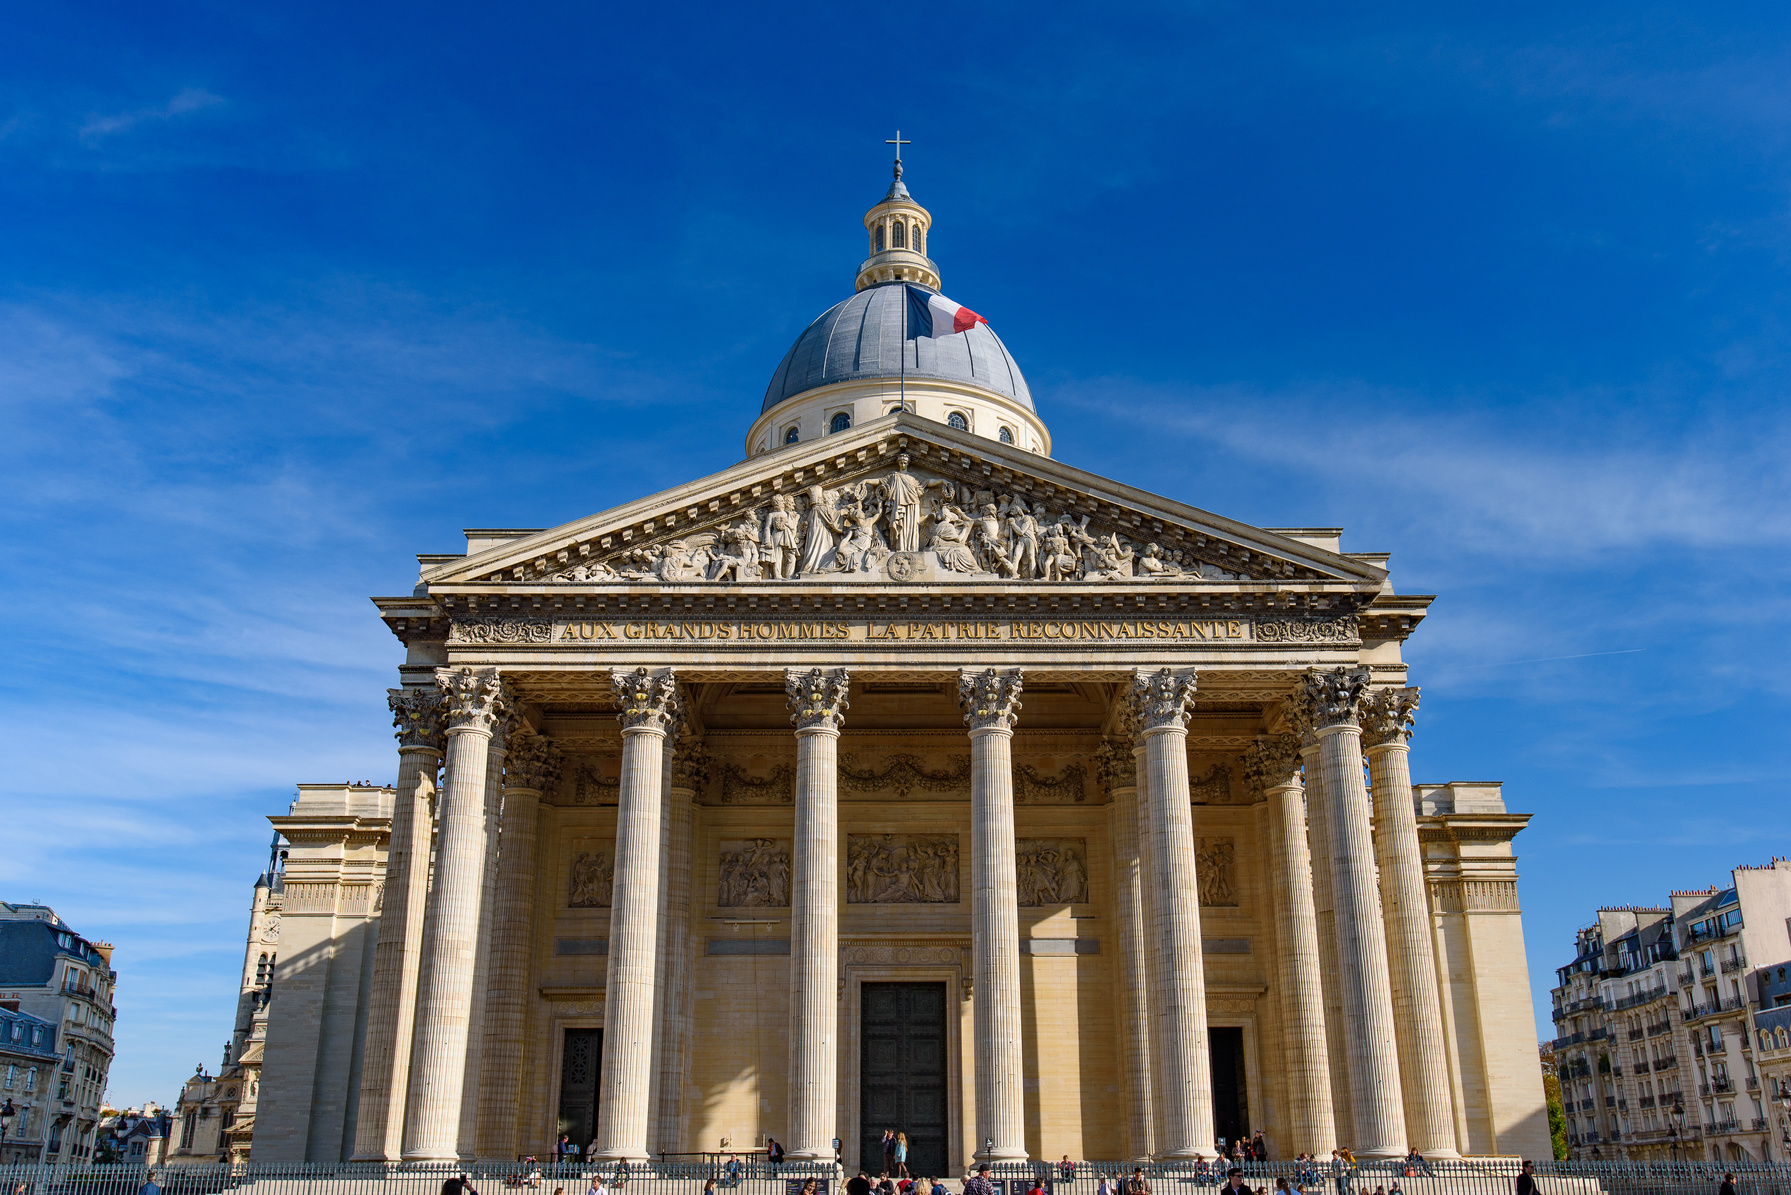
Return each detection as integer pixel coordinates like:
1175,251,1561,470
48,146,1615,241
830,412,851,433
947,412,969,431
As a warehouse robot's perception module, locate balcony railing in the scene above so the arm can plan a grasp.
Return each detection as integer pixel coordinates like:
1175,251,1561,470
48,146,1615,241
1628,1028,1645,1041
1553,1032,1588,1050
1713,1078,1735,1093
1680,969,1696,987
1605,1096,1617,1107
1589,1027,1613,1041
1709,1120,1741,1135
1722,956,1748,974
1747,1076,1760,1090
1648,1019,1674,1036
1655,1056,1679,1070
1755,1118,1770,1131
1640,1095,1656,1108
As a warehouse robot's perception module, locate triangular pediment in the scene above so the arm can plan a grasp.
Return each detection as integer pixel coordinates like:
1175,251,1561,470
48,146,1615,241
421,412,1384,592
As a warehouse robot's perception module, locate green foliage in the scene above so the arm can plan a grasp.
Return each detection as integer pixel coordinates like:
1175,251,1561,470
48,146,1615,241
1542,1067,1569,1161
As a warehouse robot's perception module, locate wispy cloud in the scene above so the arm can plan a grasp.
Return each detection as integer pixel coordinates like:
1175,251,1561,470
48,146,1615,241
78,88,225,141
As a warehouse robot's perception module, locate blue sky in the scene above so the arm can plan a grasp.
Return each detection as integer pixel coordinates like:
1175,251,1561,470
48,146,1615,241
3,3,1789,1109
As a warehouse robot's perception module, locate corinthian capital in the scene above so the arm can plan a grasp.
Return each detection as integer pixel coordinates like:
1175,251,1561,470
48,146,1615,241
1243,734,1303,798
434,667,509,733
504,734,562,793
1298,666,1372,729
1361,686,1420,748
611,667,681,733
1130,667,1197,733
388,687,446,751
786,668,850,733
1097,737,1137,793
959,668,1024,732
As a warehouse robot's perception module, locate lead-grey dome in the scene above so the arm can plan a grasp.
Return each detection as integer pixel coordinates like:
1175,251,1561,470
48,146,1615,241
762,283,1034,415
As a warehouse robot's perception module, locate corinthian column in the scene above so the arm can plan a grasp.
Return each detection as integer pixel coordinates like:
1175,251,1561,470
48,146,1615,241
477,732,560,1159
403,666,507,1162
785,668,850,1160
353,687,444,1161
1131,668,1215,1159
1102,734,1154,1163
958,668,1026,1163
1363,687,1458,1157
1245,734,1334,1157
654,741,707,1154
594,667,679,1163
1300,668,1406,1158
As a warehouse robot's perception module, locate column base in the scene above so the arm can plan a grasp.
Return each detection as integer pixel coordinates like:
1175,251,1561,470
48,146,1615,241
591,1149,652,1163
1356,1145,1410,1161
786,1149,836,1162
975,1148,1029,1164
1158,1146,1219,1162
399,1150,461,1164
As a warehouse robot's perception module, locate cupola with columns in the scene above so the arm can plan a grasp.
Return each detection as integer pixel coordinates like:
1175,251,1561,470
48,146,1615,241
856,135,941,291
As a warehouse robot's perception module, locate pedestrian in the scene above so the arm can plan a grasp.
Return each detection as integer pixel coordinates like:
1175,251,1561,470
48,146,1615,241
1222,1169,1249,1195
848,1174,874,1195
444,1175,480,1195
1060,1156,1076,1183
1126,1167,1152,1195
1514,1161,1536,1195
802,1182,819,1195
1028,1179,1047,1195
1274,1178,1291,1195
558,1135,573,1163
702,1181,717,1195
1719,1175,1737,1195
966,1166,1000,1195
882,1130,898,1179
1099,1175,1119,1195
725,1155,744,1188
1252,1132,1268,1163
931,1178,949,1195
529,1166,545,1189
895,1132,910,1179
768,1138,786,1167
585,1174,605,1195
138,1175,162,1195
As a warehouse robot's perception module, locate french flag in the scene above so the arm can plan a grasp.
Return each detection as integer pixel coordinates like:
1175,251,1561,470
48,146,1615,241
905,284,989,339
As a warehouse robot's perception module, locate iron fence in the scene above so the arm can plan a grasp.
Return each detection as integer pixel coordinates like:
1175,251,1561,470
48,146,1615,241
9,1160,1791,1195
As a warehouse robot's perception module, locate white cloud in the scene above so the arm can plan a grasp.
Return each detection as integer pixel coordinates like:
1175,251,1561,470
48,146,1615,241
78,88,225,141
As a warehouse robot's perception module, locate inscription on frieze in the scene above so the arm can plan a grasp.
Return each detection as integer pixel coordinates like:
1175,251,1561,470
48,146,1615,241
555,617,1254,643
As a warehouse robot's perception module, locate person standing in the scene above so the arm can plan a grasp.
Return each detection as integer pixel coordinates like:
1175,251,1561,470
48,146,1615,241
1126,1168,1152,1195
847,1174,874,1195
1514,1161,1536,1195
442,1176,480,1195
768,1138,787,1167
894,1132,910,1179
882,1130,898,1179
965,1166,999,1195
584,1173,605,1195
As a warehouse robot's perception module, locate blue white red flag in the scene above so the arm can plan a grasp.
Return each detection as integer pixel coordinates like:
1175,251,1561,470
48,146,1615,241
905,284,988,339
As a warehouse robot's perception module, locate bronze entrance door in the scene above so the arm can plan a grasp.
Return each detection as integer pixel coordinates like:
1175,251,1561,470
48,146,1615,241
860,982,948,1177
558,1027,604,1151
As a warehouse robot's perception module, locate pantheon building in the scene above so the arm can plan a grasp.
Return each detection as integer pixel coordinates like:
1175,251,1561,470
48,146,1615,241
254,165,1550,1169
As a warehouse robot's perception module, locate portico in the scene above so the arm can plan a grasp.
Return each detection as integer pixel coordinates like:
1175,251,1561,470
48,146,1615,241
252,164,1551,1168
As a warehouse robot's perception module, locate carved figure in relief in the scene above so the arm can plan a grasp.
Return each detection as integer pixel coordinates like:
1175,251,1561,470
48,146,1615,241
972,504,1016,576
1003,496,1041,579
846,834,959,904
883,453,929,553
1195,837,1237,907
718,838,791,908
762,494,800,579
711,516,761,582
1017,839,1089,906
928,505,981,573
796,484,846,575
836,492,888,574
1138,543,1181,576
568,849,615,908
1040,520,1076,581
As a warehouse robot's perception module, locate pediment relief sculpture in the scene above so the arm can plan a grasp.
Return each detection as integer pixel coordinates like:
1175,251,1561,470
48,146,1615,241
436,427,1364,590
1017,838,1089,906
717,839,791,908
568,847,616,909
846,834,960,904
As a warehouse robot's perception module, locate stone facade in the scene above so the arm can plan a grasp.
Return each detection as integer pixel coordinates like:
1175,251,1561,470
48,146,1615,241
1549,859,1791,1163
253,170,1550,1166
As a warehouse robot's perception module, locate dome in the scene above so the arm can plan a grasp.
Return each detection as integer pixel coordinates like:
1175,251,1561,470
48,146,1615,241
761,282,1035,416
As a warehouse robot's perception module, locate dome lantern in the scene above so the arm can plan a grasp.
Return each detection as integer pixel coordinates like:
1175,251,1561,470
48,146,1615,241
856,135,940,292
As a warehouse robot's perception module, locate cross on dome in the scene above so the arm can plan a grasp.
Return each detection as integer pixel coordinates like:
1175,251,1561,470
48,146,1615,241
885,129,910,179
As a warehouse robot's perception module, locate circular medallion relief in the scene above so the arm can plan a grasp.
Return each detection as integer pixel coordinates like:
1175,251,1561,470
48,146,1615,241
885,552,923,582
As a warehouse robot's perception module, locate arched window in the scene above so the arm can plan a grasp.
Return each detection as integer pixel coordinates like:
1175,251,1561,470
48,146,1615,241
784,426,800,445
830,412,850,433
998,426,1013,444
947,412,968,431
892,222,905,249
875,226,884,252
914,225,924,253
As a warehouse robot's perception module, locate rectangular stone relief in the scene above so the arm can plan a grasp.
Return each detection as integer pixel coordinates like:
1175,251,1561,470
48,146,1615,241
1196,837,1238,907
717,838,791,908
568,845,615,908
1017,838,1089,906
846,834,960,904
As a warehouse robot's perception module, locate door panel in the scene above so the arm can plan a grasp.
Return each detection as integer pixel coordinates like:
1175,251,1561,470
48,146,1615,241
860,983,949,1177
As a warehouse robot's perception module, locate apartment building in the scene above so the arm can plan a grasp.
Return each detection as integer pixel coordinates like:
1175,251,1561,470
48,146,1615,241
1550,860,1791,1163
0,904,116,1163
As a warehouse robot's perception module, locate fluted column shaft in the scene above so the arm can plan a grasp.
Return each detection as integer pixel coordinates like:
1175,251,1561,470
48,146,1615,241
960,669,1026,1163
786,668,849,1159
595,667,679,1163
1250,736,1334,1157
1364,687,1458,1157
477,734,559,1160
1306,669,1406,1158
1297,730,1353,1148
1132,668,1215,1159
459,720,511,1158
403,667,506,1162
1105,739,1155,1163
654,752,699,1154
353,688,443,1161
